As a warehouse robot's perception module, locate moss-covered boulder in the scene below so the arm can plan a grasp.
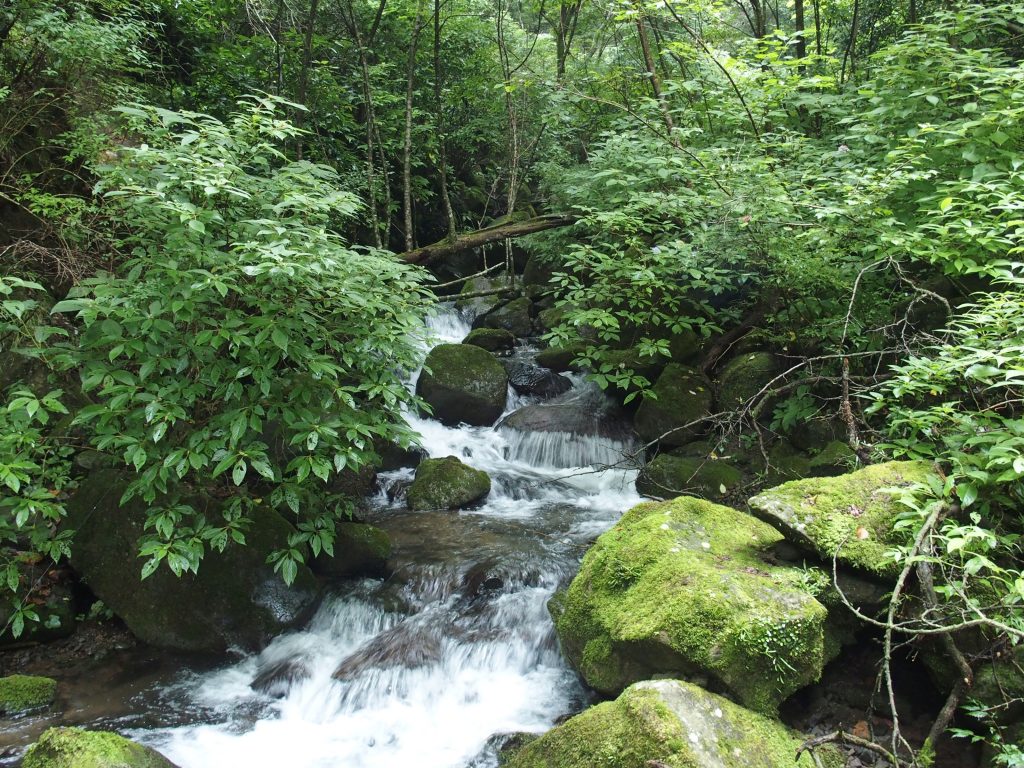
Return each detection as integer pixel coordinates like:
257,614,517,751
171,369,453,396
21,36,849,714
0,675,57,715
600,348,667,387
67,470,320,653
312,523,391,579
417,343,509,426
535,344,587,374
455,275,509,316
555,497,830,714
636,454,743,500
505,679,841,768
464,327,516,352
716,351,779,411
633,364,713,448
407,456,491,511
668,329,702,364
478,296,534,338
807,441,857,476
23,727,178,768
747,460,934,580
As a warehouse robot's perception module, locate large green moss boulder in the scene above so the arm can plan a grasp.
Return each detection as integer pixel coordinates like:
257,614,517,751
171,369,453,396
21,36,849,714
0,675,57,715
407,456,491,511
636,454,743,500
23,727,178,768
67,469,320,653
478,296,534,338
463,327,516,352
554,497,830,714
505,679,841,768
417,343,509,426
716,351,779,411
633,364,713,448
748,460,934,580
312,523,391,578
455,275,509,315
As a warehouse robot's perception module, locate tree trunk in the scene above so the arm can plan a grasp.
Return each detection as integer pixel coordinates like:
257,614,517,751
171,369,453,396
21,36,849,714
398,214,578,265
403,0,427,252
794,0,806,59
433,0,457,239
634,6,678,147
295,0,321,160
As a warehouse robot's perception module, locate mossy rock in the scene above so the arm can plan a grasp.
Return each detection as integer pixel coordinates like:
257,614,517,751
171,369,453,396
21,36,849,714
505,679,842,768
0,675,57,715
407,456,491,511
455,275,510,316
600,348,667,387
535,344,586,373
535,306,569,334
23,727,178,768
668,329,703,364
633,364,713,448
748,461,934,580
555,497,830,714
808,441,857,476
636,454,743,500
464,327,516,352
478,297,534,338
716,351,779,411
522,255,556,288
761,441,814,486
312,523,391,579
67,470,319,653
416,343,509,426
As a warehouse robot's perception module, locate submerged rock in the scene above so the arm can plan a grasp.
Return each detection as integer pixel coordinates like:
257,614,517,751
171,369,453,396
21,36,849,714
0,674,57,715
417,343,509,426
748,460,934,579
633,364,713,448
553,497,830,714
407,456,491,511
504,679,842,768
464,327,516,352
67,470,320,653
23,727,178,768
636,454,743,500
312,523,391,579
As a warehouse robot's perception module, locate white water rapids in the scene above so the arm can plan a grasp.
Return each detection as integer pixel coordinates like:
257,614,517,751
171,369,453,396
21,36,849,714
133,306,642,768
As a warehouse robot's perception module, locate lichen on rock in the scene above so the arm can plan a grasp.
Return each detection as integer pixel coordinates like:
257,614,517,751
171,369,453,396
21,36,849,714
407,456,491,511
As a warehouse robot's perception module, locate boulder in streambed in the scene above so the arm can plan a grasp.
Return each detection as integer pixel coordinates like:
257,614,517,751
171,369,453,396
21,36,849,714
747,460,934,580
534,344,586,374
633,364,713,447
476,296,534,338
636,453,743,500
715,351,780,411
67,469,320,653
406,456,491,511
504,679,842,768
417,343,509,426
499,386,631,441
312,522,391,579
0,674,57,716
455,275,510,316
463,327,516,353
23,727,178,768
503,359,572,399
553,497,830,714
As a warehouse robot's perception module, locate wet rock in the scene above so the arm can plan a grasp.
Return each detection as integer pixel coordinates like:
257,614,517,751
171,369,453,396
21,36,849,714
23,726,179,768
522,255,556,299
535,306,569,334
375,440,426,471
554,497,830,714
250,656,311,697
0,674,56,715
716,351,780,411
503,360,573,399
312,523,391,579
417,343,509,426
455,275,510,316
748,461,934,580
67,470,320,653
464,327,516,352
505,679,843,768
477,297,534,338
407,456,491,511
334,623,443,677
633,364,713,448
499,388,631,440
598,347,667,387
534,344,586,373
669,328,702,364
636,454,743,500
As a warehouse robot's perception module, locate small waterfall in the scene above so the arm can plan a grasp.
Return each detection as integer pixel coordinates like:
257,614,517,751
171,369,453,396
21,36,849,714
132,303,641,768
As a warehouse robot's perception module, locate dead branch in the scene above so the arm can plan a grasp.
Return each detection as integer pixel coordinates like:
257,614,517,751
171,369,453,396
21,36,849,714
397,214,578,265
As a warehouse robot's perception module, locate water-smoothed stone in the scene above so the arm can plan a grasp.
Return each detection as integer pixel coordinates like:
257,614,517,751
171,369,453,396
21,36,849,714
554,497,830,714
535,344,586,374
407,456,491,511
504,679,842,768
477,297,534,338
464,327,516,352
716,351,779,411
23,727,179,768
0,675,57,715
503,359,572,399
636,454,743,500
417,343,509,426
748,460,934,580
312,523,391,579
67,470,319,653
499,387,631,441
633,364,713,448
455,275,510,316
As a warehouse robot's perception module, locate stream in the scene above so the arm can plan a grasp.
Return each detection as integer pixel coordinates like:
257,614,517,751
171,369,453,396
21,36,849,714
34,305,640,767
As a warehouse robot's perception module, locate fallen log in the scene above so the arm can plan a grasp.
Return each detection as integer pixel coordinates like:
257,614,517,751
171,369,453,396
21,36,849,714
398,213,578,265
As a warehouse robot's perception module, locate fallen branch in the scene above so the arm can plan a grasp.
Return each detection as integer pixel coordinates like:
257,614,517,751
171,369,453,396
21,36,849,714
398,213,578,264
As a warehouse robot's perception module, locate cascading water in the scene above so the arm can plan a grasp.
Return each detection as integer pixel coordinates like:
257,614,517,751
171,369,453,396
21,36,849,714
129,304,642,768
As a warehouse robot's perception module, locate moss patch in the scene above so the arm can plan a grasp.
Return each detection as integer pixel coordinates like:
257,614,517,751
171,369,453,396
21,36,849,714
555,497,829,715
407,456,491,510
633,364,713,448
536,344,587,373
23,727,177,768
0,675,56,715
637,454,743,500
748,461,934,579
716,351,779,410
463,327,516,352
479,296,534,337
505,679,842,768
417,343,509,426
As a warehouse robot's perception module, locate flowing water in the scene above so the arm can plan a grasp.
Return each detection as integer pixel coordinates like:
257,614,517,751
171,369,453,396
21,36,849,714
14,306,643,767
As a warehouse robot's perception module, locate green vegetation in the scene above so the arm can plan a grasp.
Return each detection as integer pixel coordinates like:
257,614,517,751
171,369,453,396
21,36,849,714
23,727,176,768
0,674,57,715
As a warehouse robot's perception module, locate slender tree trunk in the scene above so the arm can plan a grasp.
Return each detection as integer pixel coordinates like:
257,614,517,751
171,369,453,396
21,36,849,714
433,0,457,239
402,0,427,252
813,0,822,56
794,0,806,59
295,0,321,160
634,6,678,147
840,0,859,83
